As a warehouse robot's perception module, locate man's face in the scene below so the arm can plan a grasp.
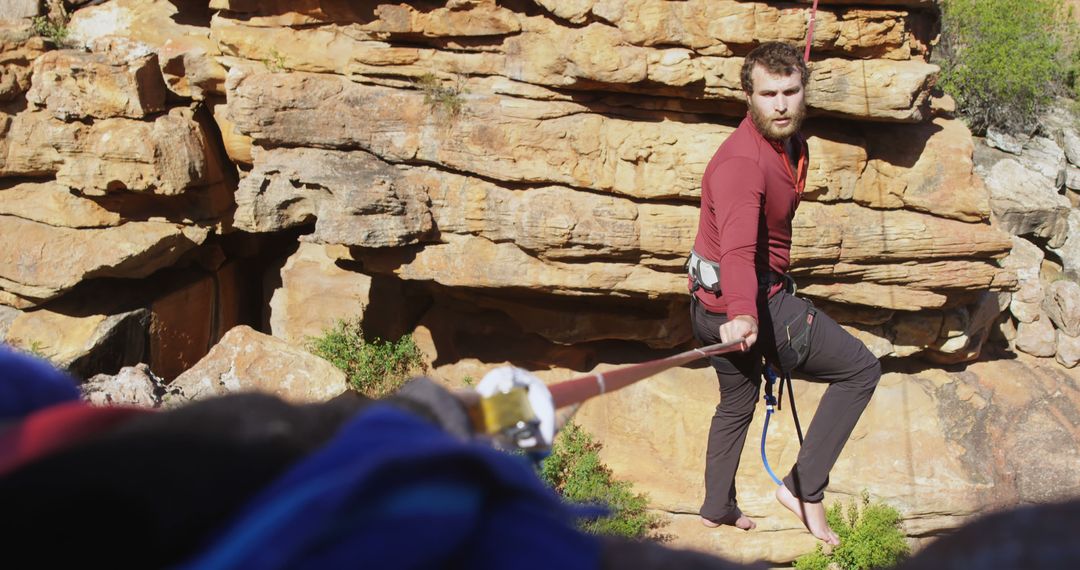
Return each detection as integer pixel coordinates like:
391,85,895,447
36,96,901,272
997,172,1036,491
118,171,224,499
746,64,806,142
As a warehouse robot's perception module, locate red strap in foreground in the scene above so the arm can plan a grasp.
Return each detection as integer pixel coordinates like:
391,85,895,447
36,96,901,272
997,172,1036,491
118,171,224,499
548,338,749,409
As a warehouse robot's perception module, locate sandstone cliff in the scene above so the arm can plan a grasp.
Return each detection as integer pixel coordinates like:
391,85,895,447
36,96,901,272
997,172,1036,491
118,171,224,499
1,0,1078,565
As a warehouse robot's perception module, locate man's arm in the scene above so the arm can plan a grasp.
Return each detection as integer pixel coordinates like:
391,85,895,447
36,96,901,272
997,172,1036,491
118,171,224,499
710,157,765,347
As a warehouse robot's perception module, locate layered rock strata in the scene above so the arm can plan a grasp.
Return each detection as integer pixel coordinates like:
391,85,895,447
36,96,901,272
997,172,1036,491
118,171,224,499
2,1,1074,564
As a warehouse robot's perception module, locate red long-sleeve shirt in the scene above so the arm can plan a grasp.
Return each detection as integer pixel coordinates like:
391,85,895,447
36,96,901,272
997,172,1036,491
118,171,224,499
690,114,807,322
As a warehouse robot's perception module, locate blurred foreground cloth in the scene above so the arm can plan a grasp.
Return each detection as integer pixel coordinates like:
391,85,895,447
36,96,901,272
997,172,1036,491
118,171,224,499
180,403,601,570
0,345,81,421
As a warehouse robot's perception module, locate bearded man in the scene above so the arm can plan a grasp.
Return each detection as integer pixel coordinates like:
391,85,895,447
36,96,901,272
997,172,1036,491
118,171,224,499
687,42,881,545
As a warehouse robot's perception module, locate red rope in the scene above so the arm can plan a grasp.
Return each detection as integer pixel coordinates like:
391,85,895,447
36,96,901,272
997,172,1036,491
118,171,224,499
804,0,820,62
548,338,749,409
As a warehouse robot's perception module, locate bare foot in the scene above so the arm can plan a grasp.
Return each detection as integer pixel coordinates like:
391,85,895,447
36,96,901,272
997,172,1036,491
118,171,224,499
700,514,756,531
775,485,840,545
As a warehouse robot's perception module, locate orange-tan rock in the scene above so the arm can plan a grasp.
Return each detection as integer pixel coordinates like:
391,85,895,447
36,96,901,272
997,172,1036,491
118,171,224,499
26,38,167,120
0,180,122,227
268,242,371,346
167,325,348,404
572,355,1080,563
67,0,225,99
0,215,209,304
234,146,433,247
0,27,46,102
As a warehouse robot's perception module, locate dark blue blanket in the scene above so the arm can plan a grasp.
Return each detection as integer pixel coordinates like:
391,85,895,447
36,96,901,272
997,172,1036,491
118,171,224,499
0,346,80,421
182,404,602,570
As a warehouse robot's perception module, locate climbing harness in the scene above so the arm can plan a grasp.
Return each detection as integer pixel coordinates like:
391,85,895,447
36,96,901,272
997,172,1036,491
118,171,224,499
686,249,722,294
686,250,797,296
467,338,749,453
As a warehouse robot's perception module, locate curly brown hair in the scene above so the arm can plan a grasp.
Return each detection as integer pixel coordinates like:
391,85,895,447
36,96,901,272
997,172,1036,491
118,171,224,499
740,42,809,94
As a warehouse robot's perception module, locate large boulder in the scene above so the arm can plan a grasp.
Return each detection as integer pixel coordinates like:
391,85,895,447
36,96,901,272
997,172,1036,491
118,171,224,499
1,107,228,198
986,158,1072,248
855,118,990,222
0,180,122,228
1057,331,1080,368
0,28,46,102
1001,236,1046,324
0,1,39,20
167,325,348,405
1044,280,1080,337
1015,315,1058,358
4,306,149,378
26,37,167,120
67,0,226,100
82,363,164,407
924,291,1011,364
1049,210,1080,280
234,146,433,247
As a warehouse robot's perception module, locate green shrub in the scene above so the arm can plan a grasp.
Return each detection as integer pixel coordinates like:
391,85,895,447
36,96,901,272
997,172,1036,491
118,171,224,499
414,73,467,120
264,48,287,73
308,317,426,398
541,422,666,540
31,15,69,47
938,0,1078,133
794,491,910,570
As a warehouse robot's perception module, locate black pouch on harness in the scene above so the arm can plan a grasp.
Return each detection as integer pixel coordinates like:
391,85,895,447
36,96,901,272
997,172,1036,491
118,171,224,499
775,298,817,373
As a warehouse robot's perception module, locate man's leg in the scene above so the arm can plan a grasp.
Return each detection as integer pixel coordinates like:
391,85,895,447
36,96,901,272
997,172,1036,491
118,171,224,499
767,292,881,543
691,299,762,529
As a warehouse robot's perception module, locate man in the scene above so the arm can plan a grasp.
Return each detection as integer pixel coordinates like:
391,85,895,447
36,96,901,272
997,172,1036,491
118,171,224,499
687,42,881,545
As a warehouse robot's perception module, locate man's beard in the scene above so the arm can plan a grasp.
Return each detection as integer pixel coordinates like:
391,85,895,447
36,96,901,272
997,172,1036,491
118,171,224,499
749,101,806,141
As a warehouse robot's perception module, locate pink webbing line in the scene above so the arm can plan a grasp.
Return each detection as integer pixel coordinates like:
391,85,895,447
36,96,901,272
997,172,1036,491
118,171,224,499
804,0,820,62
548,338,749,409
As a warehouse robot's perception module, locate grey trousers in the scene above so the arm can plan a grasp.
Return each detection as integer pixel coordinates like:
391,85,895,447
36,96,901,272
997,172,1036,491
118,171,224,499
690,289,881,523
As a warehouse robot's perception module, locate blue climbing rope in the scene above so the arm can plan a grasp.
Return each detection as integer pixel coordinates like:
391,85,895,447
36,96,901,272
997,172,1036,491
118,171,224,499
760,364,803,486
760,369,786,485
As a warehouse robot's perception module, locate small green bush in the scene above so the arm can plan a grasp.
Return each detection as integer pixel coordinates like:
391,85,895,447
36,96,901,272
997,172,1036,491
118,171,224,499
31,15,69,47
264,48,287,73
938,0,1078,133
308,317,426,398
541,422,666,540
794,491,910,570
414,73,467,120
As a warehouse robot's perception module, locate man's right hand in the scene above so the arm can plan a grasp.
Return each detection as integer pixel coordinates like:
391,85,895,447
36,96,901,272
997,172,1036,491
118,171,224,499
719,315,758,349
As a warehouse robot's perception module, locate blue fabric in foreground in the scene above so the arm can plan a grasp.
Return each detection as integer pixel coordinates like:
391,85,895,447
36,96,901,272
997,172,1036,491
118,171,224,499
0,346,81,422
181,404,603,570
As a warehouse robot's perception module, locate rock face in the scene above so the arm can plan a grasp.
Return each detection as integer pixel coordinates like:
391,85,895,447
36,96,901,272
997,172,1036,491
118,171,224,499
986,158,1072,248
2,1,1011,361
268,242,372,346
3,1,1078,565
67,0,225,100
0,217,208,303
569,354,1080,564
974,115,1080,365
4,304,149,377
26,39,167,120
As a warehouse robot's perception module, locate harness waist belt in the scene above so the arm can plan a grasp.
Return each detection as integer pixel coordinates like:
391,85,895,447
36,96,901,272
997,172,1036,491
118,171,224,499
687,249,792,295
